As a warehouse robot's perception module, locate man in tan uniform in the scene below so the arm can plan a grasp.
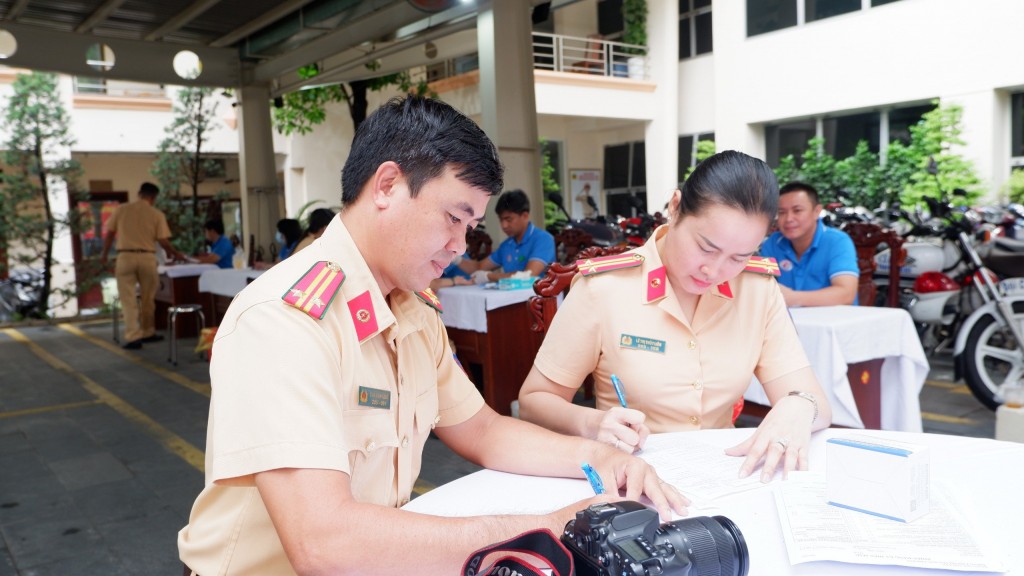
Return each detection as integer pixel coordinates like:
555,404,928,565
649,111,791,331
177,97,686,575
100,182,181,349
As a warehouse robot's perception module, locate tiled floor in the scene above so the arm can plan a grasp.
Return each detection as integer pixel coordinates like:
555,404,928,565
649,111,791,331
0,317,999,574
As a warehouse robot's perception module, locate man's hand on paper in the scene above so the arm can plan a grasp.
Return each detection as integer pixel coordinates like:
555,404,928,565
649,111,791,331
592,407,650,454
724,403,813,482
585,442,690,521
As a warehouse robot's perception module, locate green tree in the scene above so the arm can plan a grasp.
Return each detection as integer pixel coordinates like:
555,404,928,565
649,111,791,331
272,64,432,136
0,71,85,318
901,103,982,207
151,86,225,255
683,139,717,181
540,140,566,229
771,102,981,211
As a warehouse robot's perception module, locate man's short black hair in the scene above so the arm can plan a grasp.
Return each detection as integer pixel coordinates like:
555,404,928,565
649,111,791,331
779,181,819,206
139,182,159,197
340,96,503,205
204,219,224,236
495,189,530,215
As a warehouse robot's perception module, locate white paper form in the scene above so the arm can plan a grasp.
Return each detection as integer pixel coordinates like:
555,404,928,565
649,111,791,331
638,435,766,505
775,473,1007,572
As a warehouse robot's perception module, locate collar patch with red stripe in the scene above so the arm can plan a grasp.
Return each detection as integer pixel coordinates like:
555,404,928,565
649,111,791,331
577,252,644,277
416,288,443,313
744,256,781,277
282,261,346,320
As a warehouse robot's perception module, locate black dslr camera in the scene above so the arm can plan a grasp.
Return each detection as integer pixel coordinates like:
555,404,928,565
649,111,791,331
561,501,749,576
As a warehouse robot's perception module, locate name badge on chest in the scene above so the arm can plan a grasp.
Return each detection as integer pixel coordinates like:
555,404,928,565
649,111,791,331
357,386,392,409
619,333,667,354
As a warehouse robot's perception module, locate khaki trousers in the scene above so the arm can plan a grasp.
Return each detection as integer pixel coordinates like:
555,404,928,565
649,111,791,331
115,252,158,342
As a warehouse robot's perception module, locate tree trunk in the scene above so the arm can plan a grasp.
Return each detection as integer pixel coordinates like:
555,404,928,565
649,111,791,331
349,80,369,133
35,141,53,318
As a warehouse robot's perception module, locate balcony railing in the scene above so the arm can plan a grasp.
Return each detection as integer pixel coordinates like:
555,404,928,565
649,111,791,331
532,32,648,80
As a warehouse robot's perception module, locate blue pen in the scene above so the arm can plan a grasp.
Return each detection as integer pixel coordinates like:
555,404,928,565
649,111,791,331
610,374,628,408
581,462,604,495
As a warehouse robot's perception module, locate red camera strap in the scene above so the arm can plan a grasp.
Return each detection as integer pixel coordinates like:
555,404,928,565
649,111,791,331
462,528,574,576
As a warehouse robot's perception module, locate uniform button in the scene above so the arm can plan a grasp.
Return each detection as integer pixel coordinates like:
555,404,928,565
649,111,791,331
401,436,409,448
688,340,696,350
432,415,441,430
692,380,703,390
689,416,700,425
365,440,376,451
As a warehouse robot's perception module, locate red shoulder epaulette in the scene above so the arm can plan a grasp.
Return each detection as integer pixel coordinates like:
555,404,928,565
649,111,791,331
744,256,781,277
576,252,645,277
282,261,346,320
416,288,443,313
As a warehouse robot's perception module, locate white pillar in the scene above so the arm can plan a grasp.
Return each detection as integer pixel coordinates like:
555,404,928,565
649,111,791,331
49,75,78,318
477,0,543,234
236,82,281,263
644,0,680,211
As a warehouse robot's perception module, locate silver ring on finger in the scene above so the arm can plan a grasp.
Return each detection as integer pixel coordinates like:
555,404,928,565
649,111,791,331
775,437,790,450
614,438,621,450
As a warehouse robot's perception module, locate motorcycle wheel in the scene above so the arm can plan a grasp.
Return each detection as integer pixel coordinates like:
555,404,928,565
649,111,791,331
963,300,1024,410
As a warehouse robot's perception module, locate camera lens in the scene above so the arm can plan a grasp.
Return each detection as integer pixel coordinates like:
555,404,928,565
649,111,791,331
663,515,749,576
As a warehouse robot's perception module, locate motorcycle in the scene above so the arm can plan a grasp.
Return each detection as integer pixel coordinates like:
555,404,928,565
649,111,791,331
875,190,1024,409
546,192,625,248
618,194,659,247
0,267,45,322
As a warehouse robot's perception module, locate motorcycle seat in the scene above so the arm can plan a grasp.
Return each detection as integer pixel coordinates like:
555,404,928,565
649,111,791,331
992,236,1024,253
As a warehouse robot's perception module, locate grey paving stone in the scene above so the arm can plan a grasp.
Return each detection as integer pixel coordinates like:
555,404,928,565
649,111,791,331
19,552,130,576
1,508,104,569
71,479,169,526
96,510,188,576
49,452,134,491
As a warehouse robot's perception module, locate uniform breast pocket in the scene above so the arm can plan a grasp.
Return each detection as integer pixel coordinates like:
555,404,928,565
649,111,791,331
414,385,439,435
342,409,399,504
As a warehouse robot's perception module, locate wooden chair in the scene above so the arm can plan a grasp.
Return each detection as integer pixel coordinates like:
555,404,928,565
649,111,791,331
568,34,606,74
529,245,629,399
841,222,905,307
466,228,493,262
554,228,594,264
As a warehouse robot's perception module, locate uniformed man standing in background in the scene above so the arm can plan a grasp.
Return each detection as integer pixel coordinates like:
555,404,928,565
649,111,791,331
177,96,686,575
100,182,183,349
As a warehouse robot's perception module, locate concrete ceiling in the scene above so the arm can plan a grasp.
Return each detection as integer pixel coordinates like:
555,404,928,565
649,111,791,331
0,0,487,92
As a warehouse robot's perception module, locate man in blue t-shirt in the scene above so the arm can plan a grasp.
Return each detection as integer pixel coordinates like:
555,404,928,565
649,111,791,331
194,219,235,269
458,189,555,284
759,182,859,306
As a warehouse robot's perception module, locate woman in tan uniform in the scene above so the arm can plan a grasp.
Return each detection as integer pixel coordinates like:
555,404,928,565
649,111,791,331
518,150,832,483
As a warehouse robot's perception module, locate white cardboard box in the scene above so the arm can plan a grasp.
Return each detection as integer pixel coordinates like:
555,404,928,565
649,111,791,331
826,436,930,522
995,405,1024,443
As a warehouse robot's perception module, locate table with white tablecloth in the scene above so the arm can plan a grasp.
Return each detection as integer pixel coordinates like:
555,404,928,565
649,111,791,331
746,306,929,431
197,268,264,325
436,285,544,416
153,264,219,336
404,428,1024,576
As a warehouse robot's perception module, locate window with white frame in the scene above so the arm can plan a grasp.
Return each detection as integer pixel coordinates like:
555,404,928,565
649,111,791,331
1012,93,1024,170
604,141,647,218
679,0,712,60
677,132,715,184
747,0,902,37
764,103,933,167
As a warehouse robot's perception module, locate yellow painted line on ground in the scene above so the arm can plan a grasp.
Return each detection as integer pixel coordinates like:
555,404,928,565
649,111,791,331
0,399,102,420
412,478,436,497
924,379,972,395
57,323,210,398
4,328,205,473
921,411,976,425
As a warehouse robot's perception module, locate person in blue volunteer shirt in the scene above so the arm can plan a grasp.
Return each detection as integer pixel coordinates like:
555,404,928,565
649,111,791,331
194,218,235,269
759,181,859,306
457,189,555,284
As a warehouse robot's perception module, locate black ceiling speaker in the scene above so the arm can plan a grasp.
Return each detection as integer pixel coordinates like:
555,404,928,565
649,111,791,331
532,2,552,24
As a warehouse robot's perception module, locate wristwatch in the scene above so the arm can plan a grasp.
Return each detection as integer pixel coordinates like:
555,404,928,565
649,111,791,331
787,391,818,423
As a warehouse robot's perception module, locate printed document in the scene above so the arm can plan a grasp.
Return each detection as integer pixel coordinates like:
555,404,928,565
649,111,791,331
638,435,765,504
775,473,1007,572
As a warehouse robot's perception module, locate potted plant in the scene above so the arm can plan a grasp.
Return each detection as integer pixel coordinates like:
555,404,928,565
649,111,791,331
622,0,647,79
